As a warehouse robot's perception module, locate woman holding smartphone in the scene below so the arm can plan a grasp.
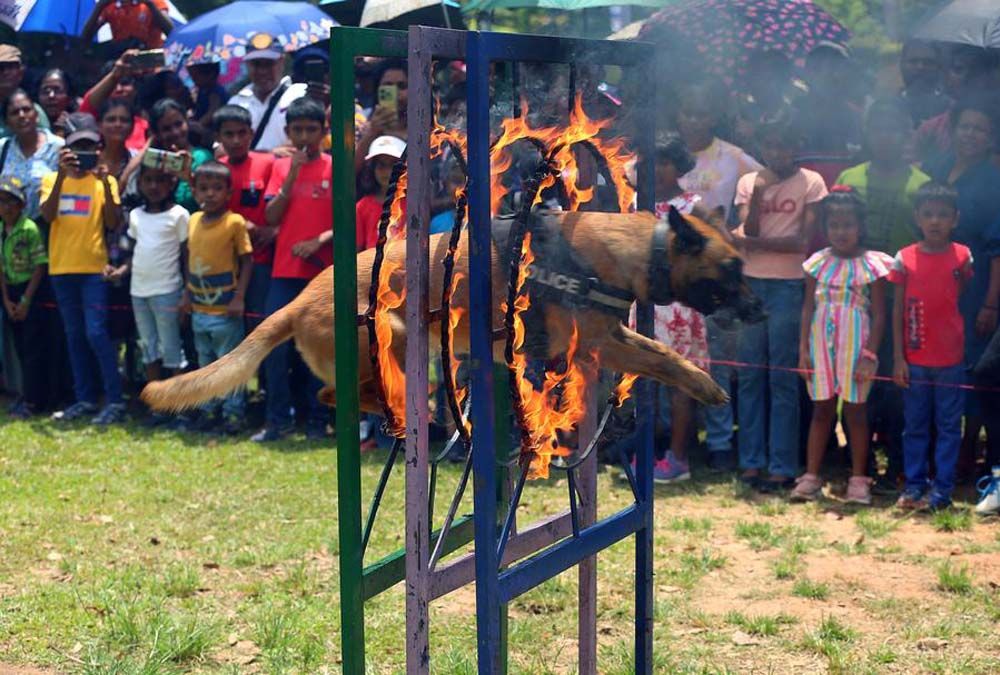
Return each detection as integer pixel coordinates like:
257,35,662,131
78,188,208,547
149,97,211,212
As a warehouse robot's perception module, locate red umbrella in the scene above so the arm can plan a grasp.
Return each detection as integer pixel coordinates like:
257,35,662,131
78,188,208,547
639,0,850,87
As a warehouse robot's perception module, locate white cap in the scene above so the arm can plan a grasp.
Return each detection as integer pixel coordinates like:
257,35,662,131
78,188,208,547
366,135,406,161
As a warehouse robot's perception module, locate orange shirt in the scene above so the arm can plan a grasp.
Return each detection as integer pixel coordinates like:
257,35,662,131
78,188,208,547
100,0,170,48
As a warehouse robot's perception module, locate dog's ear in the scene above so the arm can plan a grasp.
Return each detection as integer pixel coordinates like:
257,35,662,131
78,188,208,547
668,206,706,256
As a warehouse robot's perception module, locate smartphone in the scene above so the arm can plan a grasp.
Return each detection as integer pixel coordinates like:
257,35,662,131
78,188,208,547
303,59,327,85
142,148,185,173
377,83,398,114
76,151,98,172
131,48,166,71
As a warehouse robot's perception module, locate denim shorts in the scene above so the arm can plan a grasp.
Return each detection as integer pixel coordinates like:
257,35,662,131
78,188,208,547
132,290,186,369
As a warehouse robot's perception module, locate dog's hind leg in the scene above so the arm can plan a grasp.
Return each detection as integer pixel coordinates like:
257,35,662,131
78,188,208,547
317,379,384,414
598,326,728,405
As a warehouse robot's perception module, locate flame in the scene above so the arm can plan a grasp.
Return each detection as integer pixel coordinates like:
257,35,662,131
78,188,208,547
506,233,592,479
387,171,408,241
447,264,470,435
613,373,639,407
374,259,407,437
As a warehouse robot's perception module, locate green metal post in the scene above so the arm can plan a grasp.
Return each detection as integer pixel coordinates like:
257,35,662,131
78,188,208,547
330,27,407,674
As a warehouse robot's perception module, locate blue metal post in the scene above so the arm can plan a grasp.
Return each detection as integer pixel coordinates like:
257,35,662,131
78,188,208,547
466,30,502,675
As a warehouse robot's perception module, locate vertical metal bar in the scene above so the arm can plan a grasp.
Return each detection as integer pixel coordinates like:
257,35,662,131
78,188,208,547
634,51,656,675
577,379,598,675
467,30,501,675
406,26,432,674
330,29,365,675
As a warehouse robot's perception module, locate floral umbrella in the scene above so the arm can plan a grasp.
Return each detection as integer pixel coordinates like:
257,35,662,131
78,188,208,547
638,0,850,87
164,1,336,85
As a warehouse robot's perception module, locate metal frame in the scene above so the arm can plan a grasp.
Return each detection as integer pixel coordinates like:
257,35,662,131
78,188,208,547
464,30,657,674
332,25,656,674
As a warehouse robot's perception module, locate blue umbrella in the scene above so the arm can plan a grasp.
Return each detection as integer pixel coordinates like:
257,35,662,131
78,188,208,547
16,0,92,36
165,1,337,68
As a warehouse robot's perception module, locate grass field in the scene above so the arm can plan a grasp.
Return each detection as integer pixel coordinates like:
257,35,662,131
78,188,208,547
2,416,1000,674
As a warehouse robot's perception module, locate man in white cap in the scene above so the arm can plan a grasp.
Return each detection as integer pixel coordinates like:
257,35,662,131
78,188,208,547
228,33,307,152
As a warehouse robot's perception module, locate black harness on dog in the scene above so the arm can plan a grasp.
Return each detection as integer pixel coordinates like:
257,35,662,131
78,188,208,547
493,211,673,355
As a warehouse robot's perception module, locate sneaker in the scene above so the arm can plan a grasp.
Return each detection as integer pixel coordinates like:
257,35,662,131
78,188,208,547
707,451,737,472
870,474,899,497
306,422,328,440
194,412,220,433
928,492,953,512
141,411,170,428
251,426,290,443
975,467,1000,516
895,489,929,511
845,476,873,505
758,476,796,494
222,415,244,436
8,400,34,420
91,403,127,426
52,401,99,422
653,451,690,484
789,473,823,502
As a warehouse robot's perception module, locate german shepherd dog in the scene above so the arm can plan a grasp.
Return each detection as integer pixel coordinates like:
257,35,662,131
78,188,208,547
142,208,763,414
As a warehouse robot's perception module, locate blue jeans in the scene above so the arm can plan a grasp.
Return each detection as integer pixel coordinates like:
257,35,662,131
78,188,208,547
263,277,324,428
192,311,245,417
902,364,965,499
704,315,738,453
737,278,803,477
50,274,122,406
132,290,186,369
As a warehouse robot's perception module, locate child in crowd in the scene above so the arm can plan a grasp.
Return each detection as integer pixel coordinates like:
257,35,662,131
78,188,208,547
0,177,48,418
356,134,406,251
677,82,763,471
214,105,275,337
790,187,892,504
120,164,189,424
633,132,720,483
39,112,125,425
256,98,332,442
181,161,252,434
891,182,973,511
189,60,226,131
733,112,828,492
836,98,930,494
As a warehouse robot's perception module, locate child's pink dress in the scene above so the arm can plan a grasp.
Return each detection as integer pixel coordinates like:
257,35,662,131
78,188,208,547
803,247,893,403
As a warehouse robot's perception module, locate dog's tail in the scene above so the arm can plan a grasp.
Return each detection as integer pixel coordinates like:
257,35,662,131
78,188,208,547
141,308,295,412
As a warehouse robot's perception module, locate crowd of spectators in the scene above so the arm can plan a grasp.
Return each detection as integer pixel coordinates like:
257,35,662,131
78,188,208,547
1,11,999,514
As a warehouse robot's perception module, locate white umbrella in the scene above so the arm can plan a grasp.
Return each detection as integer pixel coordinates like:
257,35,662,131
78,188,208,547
360,0,459,28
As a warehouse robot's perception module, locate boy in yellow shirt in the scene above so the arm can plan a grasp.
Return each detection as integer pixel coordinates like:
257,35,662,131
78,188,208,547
39,112,124,425
180,161,253,433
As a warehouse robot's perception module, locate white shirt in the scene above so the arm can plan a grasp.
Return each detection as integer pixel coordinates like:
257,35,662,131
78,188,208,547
678,138,763,219
128,204,190,297
228,76,308,151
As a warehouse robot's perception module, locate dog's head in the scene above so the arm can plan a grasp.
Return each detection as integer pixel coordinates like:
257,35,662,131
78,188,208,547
665,207,764,323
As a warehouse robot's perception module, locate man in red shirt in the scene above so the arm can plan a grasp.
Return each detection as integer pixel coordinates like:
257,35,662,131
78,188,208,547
255,98,332,442
82,0,174,49
213,105,275,337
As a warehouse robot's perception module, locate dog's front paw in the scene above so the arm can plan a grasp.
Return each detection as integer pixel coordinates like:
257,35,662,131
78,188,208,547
686,370,729,406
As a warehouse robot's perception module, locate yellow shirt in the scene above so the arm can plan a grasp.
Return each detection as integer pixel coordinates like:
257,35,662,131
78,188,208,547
187,210,252,315
40,172,120,275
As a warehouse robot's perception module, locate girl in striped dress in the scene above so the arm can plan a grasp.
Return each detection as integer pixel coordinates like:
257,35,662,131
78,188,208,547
790,187,893,504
